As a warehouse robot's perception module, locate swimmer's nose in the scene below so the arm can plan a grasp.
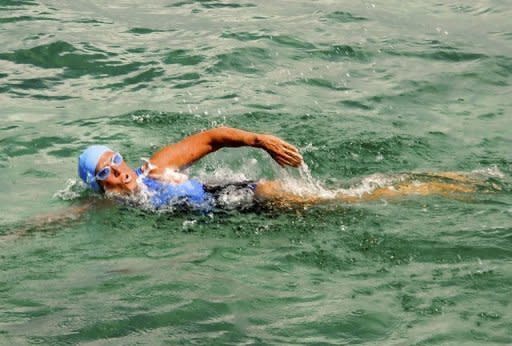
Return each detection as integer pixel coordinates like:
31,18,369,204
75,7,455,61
124,173,132,184
111,165,121,177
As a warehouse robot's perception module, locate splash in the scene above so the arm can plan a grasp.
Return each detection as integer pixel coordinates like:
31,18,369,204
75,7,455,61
335,173,408,198
471,165,505,179
53,179,86,201
274,162,336,199
277,162,408,200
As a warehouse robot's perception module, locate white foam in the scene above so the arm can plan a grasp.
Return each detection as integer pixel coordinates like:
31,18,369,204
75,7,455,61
196,158,261,186
53,179,86,201
471,165,505,178
277,162,336,199
214,185,255,210
278,163,407,200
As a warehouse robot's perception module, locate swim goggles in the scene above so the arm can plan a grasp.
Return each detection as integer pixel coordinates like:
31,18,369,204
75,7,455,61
95,152,123,181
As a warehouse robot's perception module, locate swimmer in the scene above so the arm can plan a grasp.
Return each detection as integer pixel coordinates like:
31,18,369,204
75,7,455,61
77,126,479,211
2,126,493,241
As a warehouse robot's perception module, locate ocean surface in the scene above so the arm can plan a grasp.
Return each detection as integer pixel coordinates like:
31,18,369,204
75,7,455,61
1,0,511,344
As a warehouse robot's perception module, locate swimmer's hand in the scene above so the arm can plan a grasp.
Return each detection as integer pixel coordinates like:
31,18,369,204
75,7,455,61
256,134,303,167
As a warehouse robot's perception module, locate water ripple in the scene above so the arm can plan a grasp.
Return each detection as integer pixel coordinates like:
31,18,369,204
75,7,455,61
324,11,368,23
207,47,272,74
0,41,148,79
163,49,205,66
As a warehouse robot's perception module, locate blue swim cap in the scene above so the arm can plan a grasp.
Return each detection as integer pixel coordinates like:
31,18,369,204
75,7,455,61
78,145,112,192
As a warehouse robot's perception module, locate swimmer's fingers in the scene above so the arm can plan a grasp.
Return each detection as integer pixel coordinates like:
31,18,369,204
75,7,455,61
284,146,303,163
271,151,302,168
279,150,302,167
269,146,302,167
258,134,303,167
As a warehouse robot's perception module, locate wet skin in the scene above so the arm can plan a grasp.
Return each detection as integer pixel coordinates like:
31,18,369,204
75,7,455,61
96,151,138,194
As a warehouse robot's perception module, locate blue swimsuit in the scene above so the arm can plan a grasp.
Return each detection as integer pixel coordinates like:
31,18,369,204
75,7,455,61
135,168,257,211
135,168,210,210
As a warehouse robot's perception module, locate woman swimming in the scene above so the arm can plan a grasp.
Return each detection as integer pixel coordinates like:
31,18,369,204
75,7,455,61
1,126,490,242
77,126,478,211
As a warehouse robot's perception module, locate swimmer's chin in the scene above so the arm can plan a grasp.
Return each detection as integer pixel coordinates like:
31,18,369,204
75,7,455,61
103,181,140,196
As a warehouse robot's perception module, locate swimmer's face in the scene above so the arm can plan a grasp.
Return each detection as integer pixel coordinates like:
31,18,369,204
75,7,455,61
96,151,138,194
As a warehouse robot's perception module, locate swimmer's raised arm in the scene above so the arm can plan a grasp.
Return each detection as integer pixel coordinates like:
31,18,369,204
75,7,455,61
148,126,303,172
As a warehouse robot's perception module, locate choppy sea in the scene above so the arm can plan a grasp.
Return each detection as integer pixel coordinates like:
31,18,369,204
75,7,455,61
1,1,511,344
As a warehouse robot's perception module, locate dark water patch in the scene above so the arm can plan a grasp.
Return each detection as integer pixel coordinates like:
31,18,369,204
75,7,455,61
216,93,238,100
0,135,75,157
272,310,396,343
270,34,316,50
338,100,373,110
4,77,60,91
0,41,146,79
72,18,113,25
165,0,194,7
491,55,512,78
426,39,457,51
126,47,146,54
173,79,206,89
3,306,66,320
427,131,447,138
127,27,166,34
81,42,117,56
477,112,498,119
201,1,256,9
163,72,201,82
207,47,272,74
222,30,269,42
306,44,372,63
324,11,368,23
163,49,204,66
57,117,104,128
245,103,283,110
4,88,77,100
48,147,78,158
0,124,19,130
384,47,486,62
0,0,36,8
23,33,52,42
222,31,316,50
31,94,77,100
302,77,350,91
96,67,165,90
22,168,55,178
0,15,56,23
168,0,256,8
36,299,233,344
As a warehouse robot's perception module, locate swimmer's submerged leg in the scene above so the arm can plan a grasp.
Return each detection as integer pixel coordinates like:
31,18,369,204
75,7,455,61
254,176,476,207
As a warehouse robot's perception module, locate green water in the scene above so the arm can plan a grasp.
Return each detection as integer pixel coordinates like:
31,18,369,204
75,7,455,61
1,0,512,344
